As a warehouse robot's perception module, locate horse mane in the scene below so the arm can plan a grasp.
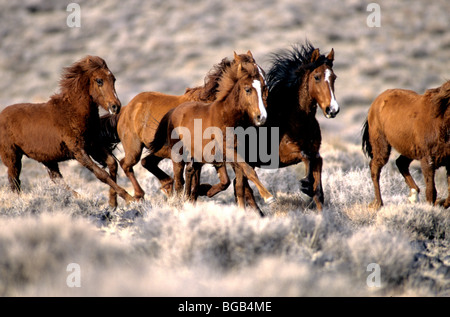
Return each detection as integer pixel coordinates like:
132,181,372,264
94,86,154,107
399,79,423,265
184,54,257,102
266,41,333,110
99,113,121,151
430,80,450,118
214,59,259,102
53,55,109,102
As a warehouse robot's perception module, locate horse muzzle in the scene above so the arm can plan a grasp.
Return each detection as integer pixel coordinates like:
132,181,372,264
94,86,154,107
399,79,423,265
109,103,121,115
324,105,339,119
253,114,267,126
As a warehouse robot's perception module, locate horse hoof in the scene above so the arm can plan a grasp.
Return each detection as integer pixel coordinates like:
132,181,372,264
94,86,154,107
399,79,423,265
265,196,276,205
407,188,419,204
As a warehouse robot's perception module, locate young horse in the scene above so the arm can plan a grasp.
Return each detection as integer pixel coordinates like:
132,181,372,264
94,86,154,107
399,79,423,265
104,52,258,203
362,80,450,209
148,53,274,209
0,56,134,205
188,43,339,212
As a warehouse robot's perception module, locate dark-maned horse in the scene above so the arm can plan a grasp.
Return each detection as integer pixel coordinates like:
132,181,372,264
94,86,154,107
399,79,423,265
188,43,339,212
362,80,450,209
148,52,274,209
0,56,135,205
103,52,259,204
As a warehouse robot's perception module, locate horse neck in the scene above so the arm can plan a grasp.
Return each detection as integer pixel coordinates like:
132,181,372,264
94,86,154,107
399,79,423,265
268,76,316,126
57,90,100,125
211,85,246,127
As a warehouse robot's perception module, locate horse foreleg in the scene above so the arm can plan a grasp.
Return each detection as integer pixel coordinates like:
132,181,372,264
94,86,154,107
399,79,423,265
44,162,80,198
232,172,264,216
75,149,134,204
141,154,174,197
233,166,246,209
420,157,437,205
172,160,185,198
396,155,420,204
310,155,324,211
105,154,119,208
197,164,231,198
232,162,274,204
120,150,145,200
443,164,450,208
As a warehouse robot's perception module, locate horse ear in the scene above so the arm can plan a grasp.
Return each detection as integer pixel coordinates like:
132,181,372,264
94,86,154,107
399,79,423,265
326,48,334,61
234,51,242,63
247,50,254,59
237,63,243,77
310,49,320,62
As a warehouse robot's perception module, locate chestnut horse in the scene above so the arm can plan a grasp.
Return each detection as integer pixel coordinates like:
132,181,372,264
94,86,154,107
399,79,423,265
0,56,134,205
103,52,259,204
362,80,450,209
148,52,274,210
187,43,339,212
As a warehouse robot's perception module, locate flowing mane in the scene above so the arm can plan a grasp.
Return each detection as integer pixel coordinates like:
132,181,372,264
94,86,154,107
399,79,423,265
214,59,259,102
55,56,110,100
266,42,333,111
184,54,258,102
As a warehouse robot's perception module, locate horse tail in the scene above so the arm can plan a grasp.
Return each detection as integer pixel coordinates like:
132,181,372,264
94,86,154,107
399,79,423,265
148,109,174,154
99,113,121,151
361,118,373,159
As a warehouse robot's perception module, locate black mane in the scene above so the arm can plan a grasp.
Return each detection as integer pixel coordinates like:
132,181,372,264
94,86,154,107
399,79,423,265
266,41,333,110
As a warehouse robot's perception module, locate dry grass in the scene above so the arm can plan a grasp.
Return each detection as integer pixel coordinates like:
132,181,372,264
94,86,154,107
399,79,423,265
0,0,449,297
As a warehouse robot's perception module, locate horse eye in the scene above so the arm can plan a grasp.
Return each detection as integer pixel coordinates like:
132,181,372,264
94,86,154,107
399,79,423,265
96,79,103,86
314,74,320,82
245,87,251,94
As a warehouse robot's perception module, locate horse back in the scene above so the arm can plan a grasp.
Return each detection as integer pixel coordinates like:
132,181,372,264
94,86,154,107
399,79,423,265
117,91,191,144
368,88,442,159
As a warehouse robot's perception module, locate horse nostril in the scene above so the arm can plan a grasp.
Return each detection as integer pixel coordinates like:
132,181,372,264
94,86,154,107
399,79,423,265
255,114,266,126
110,104,120,114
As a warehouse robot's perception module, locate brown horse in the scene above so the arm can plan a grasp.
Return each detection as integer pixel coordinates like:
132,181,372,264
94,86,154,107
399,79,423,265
148,52,274,209
103,52,259,203
0,56,134,205
362,80,450,209
187,43,339,212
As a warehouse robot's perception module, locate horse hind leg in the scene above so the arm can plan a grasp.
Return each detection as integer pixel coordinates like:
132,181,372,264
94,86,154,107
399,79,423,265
120,149,146,200
442,164,450,208
420,157,437,205
141,154,174,197
395,155,420,204
4,151,23,193
44,162,80,198
368,135,391,209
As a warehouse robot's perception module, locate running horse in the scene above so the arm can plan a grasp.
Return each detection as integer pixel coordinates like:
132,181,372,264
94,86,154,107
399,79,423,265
0,56,135,205
188,42,339,212
148,52,274,210
362,80,450,209
103,51,259,204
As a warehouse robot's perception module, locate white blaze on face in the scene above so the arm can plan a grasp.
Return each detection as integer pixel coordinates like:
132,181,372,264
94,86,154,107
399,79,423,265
324,69,339,116
252,79,267,123
256,64,267,85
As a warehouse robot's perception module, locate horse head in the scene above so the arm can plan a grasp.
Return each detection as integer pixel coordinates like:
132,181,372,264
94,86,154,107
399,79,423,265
234,51,268,126
84,56,121,115
307,48,339,118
